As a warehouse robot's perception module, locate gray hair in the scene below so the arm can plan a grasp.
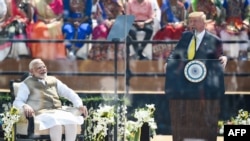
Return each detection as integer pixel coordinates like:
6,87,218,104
29,58,43,70
188,11,206,22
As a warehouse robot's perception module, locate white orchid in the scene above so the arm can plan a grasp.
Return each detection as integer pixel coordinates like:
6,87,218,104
0,107,20,141
84,104,157,141
218,109,250,134
85,104,115,140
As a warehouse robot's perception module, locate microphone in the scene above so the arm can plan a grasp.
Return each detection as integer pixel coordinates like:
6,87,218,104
192,28,196,36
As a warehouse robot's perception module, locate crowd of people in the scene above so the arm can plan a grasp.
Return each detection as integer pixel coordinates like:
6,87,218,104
0,0,250,61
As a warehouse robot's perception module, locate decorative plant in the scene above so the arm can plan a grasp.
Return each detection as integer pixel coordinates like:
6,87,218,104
0,107,20,141
218,109,250,134
125,104,157,141
84,103,157,141
84,104,116,141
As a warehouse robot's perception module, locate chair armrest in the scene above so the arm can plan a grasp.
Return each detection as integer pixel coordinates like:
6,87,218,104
26,116,35,137
15,110,35,137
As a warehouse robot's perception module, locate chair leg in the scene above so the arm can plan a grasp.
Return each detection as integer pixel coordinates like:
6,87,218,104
76,135,84,141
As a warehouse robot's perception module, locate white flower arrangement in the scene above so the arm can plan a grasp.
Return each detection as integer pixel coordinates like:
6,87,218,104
218,109,250,134
84,103,157,141
85,105,115,140
0,107,20,141
125,104,157,141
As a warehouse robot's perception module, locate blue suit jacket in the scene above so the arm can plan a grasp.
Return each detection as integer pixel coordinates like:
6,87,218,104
165,30,225,99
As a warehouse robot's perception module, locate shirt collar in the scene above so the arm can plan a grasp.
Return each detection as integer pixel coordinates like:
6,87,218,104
195,30,205,41
32,76,46,85
38,79,46,85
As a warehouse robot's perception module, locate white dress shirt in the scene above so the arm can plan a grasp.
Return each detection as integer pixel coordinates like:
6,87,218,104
195,30,205,50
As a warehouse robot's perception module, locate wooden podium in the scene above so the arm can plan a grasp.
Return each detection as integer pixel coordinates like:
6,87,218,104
165,59,225,141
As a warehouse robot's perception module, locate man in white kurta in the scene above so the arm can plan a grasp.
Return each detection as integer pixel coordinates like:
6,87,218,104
13,58,88,141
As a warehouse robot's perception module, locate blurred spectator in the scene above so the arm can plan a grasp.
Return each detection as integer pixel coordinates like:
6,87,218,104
186,0,220,34
205,19,218,35
152,0,186,60
126,0,155,60
62,0,92,59
88,0,125,61
151,0,161,32
160,0,186,27
188,0,217,20
0,0,32,60
0,0,11,61
91,0,103,28
219,0,250,60
28,0,66,60
156,0,162,8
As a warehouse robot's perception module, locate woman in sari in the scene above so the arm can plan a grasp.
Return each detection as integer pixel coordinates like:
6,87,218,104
152,0,186,60
219,0,250,60
0,0,32,60
6,0,33,59
29,0,66,60
89,0,124,61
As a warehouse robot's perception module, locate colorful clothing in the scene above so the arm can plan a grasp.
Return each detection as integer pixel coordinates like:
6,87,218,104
92,0,124,39
126,0,155,59
0,0,11,61
222,0,250,29
62,0,92,51
29,0,66,60
160,0,185,26
152,23,185,60
188,0,217,20
89,0,124,60
152,0,185,60
7,0,31,58
219,0,250,59
126,0,155,21
0,0,31,60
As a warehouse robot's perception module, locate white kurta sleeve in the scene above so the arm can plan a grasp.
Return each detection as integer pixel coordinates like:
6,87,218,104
56,79,83,107
13,82,30,109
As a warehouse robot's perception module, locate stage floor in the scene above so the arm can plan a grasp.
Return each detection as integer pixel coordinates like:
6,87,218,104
151,135,223,141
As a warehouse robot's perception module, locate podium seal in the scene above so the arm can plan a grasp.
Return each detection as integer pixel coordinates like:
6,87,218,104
184,60,207,83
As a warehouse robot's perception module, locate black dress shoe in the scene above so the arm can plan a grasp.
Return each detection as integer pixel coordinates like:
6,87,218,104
139,55,149,60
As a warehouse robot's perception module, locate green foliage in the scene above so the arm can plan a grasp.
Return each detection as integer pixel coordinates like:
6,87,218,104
0,93,12,103
218,109,250,134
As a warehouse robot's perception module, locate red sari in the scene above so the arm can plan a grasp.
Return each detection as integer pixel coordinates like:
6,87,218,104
152,23,185,60
0,0,31,60
152,0,185,60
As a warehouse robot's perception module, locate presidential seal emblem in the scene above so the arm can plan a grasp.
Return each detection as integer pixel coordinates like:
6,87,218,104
184,60,207,83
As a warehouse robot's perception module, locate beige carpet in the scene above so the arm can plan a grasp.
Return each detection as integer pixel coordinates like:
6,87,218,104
151,135,224,141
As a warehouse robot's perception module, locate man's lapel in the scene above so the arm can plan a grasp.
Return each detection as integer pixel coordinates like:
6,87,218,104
195,31,209,59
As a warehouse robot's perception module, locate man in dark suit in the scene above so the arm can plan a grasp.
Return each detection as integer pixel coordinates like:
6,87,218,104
165,11,228,141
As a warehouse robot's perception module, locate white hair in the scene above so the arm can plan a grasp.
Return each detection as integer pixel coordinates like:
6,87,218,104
29,58,43,70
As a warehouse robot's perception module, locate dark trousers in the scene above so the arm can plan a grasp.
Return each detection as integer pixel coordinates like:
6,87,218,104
127,23,153,58
169,99,220,141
